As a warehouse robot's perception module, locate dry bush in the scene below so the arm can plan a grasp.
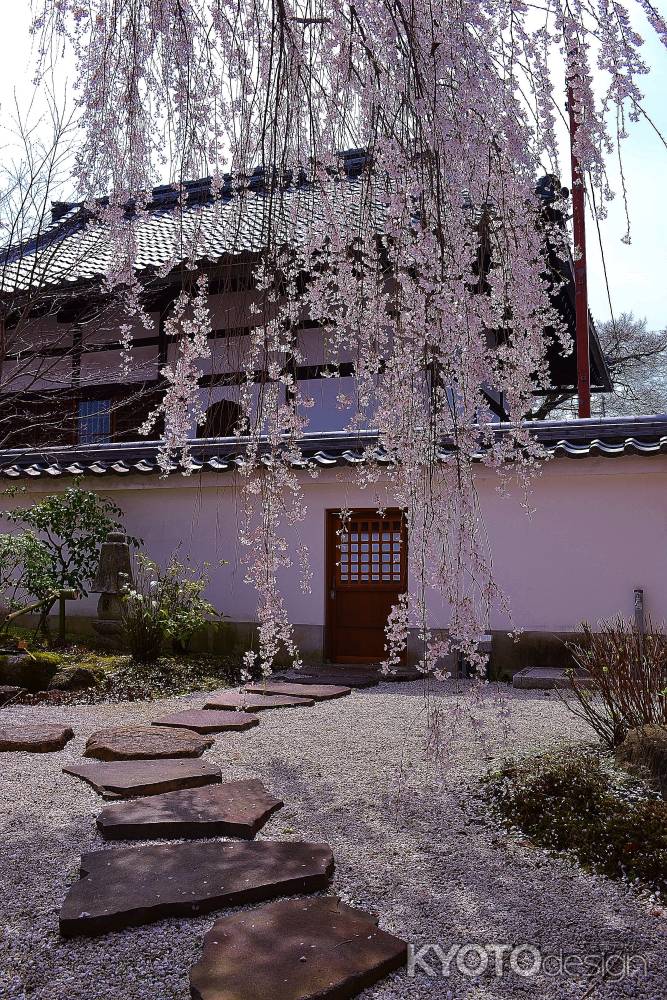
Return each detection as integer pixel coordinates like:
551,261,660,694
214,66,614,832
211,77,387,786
564,617,667,748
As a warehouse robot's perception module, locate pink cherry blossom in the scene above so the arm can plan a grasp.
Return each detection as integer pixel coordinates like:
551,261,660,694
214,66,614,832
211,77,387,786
30,0,665,670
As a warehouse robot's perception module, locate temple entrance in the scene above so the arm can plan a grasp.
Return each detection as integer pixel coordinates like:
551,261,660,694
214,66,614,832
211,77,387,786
325,509,407,663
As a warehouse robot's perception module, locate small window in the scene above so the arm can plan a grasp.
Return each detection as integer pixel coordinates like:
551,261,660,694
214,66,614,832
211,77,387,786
78,399,111,444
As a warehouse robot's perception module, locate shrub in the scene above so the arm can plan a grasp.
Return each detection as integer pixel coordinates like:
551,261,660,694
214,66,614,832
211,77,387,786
563,617,667,748
119,558,167,664
484,749,667,896
2,485,139,641
0,532,58,605
5,483,139,595
0,532,60,637
616,725,667,798
120,555,218,663
156,558,218,653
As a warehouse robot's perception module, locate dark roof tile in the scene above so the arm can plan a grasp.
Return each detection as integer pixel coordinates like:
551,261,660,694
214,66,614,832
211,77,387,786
2,417,667,479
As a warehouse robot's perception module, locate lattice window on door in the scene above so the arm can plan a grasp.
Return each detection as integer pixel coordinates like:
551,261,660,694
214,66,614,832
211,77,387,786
337,517,404,585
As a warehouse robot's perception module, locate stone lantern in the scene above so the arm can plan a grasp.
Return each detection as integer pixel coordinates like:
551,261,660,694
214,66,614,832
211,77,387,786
92,531,132,636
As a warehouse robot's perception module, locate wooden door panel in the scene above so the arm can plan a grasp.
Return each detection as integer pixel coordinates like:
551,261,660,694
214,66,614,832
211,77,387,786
334,590,395,628
326,509,407,663
333,625,387,661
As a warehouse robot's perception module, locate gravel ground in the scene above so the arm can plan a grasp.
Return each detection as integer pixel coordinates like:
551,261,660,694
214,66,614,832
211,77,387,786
1,679,665,1000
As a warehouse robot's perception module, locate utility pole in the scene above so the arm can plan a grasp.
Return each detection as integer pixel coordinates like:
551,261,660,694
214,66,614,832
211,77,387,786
567,82,591,419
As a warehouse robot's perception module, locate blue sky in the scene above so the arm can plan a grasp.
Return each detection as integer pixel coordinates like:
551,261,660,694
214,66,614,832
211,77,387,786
1,3,665,330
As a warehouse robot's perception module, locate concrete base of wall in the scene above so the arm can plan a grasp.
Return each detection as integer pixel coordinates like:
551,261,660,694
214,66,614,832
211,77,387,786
14,614,583,678
488,631,580,680
14,614,327,665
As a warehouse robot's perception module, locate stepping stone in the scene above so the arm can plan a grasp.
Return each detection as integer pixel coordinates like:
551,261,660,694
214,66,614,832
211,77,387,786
84,725,213,760
204,691,315,712
97,779,283,840
63,758,222,799
0,722,74,752
190,896,407,1000
384,668,423,682
0,685,26,706
276,671,379,689
152,708,260,733
244,681,351,701
59,840,334,936
512,666,595,690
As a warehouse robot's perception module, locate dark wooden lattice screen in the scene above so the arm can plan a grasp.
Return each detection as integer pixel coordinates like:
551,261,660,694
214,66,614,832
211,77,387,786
336,515,405,586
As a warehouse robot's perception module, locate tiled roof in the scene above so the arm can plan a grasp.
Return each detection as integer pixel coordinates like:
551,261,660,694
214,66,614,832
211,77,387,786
0,164,612,393
1,167,384,294
1,416,666,479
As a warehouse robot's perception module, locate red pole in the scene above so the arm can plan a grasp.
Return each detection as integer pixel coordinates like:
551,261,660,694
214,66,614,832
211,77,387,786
567,83,591,419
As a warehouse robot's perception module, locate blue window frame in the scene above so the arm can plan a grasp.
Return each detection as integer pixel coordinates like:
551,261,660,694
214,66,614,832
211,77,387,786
77,399,111,444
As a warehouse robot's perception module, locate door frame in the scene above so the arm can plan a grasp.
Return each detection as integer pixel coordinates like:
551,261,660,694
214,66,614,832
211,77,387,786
324,507,408,663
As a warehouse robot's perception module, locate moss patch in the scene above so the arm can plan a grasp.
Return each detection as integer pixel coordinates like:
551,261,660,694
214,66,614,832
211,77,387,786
16,647,247,705
0,651,62,691
99,653,245,702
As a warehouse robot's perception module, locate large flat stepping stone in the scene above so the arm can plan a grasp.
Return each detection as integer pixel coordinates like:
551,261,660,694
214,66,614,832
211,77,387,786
384,669,423,682
59,840,334,936
244,681,351,701
152,708,260,733
277,671,379,689
190,896,407,1000
97,779,283,840
84,725,214,760
0,722,74,752
204,691,315,711
64,758,222,799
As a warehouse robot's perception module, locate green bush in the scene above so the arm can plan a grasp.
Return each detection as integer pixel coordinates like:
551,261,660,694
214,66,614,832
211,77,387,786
119,560,166,664
484,749,667,896
5,483,138,596
120,555,218,664
1,484,138,640
156,558,219,653
0,532,58,606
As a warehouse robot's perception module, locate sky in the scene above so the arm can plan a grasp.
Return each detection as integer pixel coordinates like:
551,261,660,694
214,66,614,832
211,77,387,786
556,9,667,333
0,2,665,330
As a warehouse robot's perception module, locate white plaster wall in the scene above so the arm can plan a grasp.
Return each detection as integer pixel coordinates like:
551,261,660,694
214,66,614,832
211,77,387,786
2,455,666,633
297,376,357,433
82,310,160,346
4,313,73,391
208,290,263,331
479,458,667,629
79,345,160,386
4,311,162,393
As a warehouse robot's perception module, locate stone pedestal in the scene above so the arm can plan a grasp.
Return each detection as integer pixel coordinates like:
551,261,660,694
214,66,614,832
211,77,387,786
91,532,132,638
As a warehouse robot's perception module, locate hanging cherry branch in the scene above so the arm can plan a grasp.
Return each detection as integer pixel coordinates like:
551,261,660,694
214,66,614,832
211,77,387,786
29,0,665,672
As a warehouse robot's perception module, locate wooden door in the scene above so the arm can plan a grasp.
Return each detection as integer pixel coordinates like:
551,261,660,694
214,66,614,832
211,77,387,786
326,508,407,663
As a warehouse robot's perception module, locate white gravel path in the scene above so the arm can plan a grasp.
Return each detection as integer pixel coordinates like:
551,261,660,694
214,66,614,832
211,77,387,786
1,680,665,1000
